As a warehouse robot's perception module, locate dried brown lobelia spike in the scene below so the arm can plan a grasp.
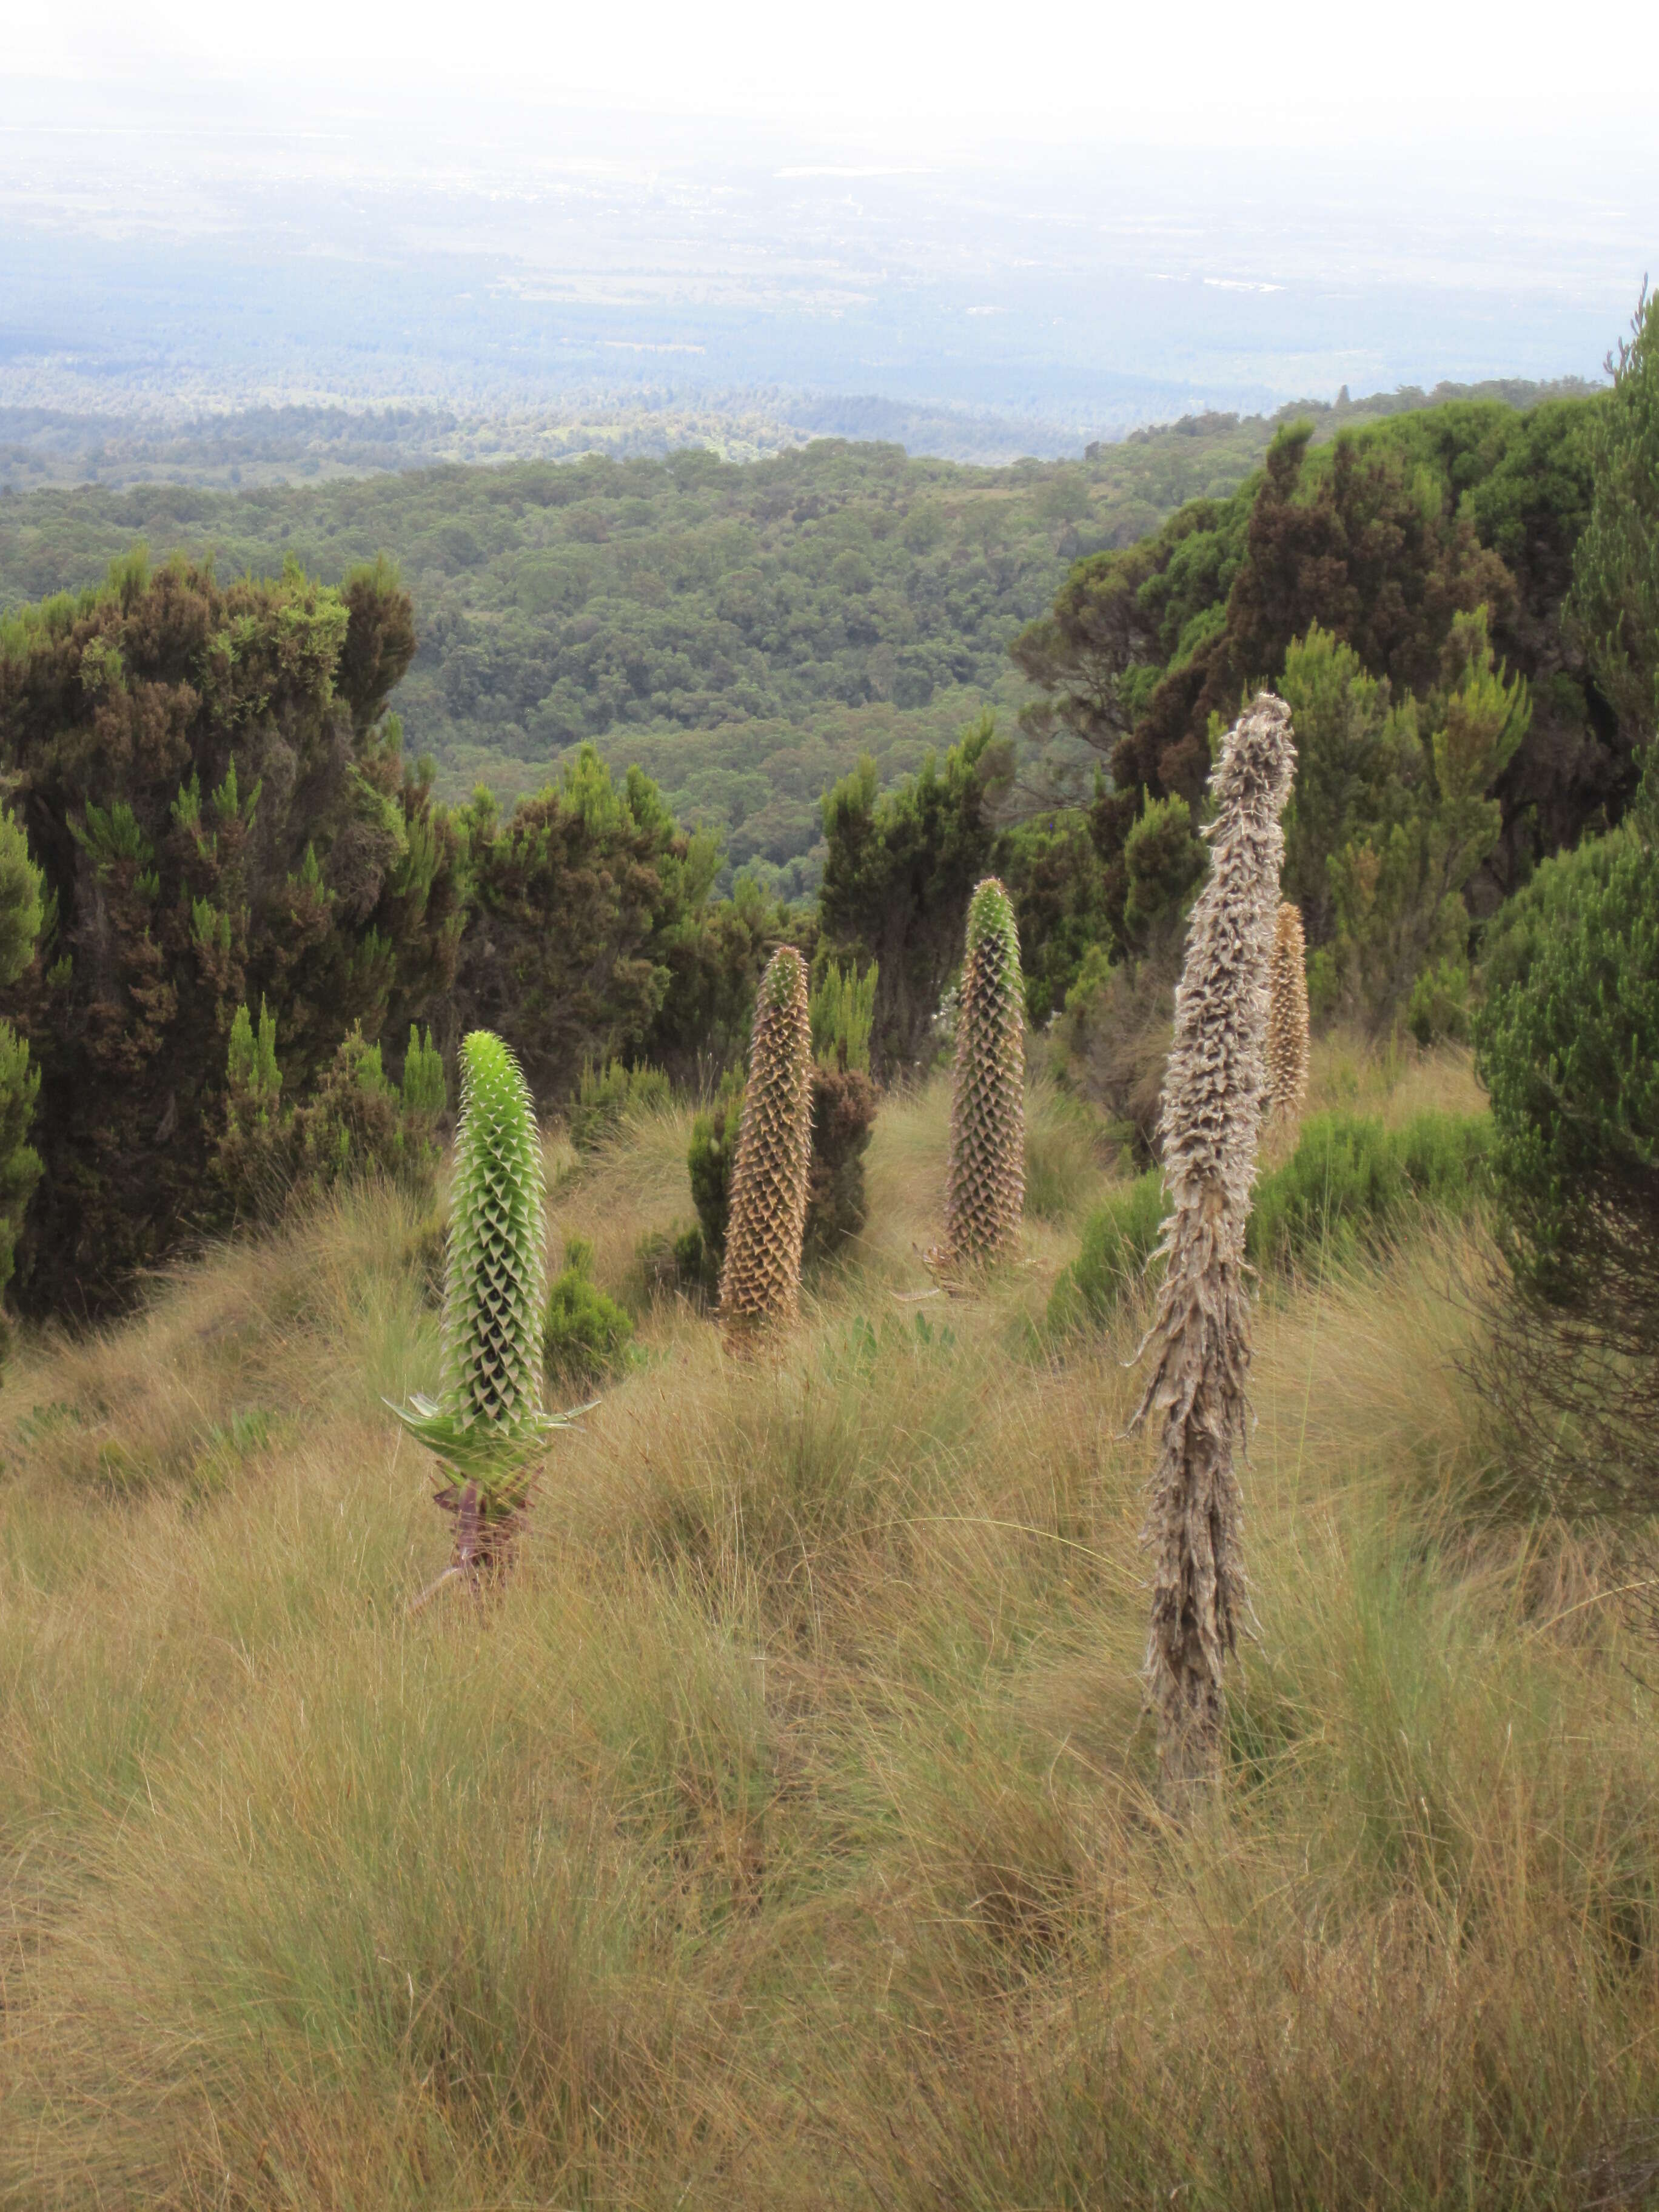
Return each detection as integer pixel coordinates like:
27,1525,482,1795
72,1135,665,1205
942,876,1026,1267
1265,900,1310,1131
720,944,814,1338
1131,691,1296,1808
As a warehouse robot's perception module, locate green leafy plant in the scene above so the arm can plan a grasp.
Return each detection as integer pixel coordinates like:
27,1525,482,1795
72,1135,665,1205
1567,281,1659,743
809,959,877,1074
568,1056,672,1152
1047,1171,1167,1332
544,1235,634,1385
1247,1110,1491,1272
216,1007,444,1218
390,1031,579,1586
1472,777,1659,1504
803,1064,878,1265
817,715,1011,1075
1280,611,1530,1036
685,1067,745,1292
1053,1112,1490,1338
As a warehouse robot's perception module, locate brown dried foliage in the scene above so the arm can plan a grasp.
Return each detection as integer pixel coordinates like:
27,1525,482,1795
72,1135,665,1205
1265,899,1310,1130
1133,692,1296,1803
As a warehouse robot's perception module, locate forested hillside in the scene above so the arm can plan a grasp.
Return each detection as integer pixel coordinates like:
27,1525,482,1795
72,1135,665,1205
0,338,1646,1322
0,384,1580,895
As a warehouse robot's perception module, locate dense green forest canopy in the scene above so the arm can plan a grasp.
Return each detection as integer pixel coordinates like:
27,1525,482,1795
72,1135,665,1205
0,383,1581,898
1013,394,1619,902
0,361,1640,1321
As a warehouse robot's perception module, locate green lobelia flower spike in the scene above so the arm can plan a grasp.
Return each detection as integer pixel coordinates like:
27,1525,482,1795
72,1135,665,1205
942,876,1026,1267
391,1031,581,1581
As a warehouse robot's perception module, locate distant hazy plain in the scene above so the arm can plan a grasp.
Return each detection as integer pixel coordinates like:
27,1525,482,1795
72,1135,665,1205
1,79,1652,454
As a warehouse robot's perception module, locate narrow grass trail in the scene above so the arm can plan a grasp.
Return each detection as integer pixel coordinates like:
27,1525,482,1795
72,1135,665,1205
3,1054,1657,2210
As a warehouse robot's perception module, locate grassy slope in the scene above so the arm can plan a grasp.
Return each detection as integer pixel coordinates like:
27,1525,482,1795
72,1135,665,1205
4,1050,1658,2209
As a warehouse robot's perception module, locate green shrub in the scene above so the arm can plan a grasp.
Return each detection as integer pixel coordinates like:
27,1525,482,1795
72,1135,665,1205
216,1008,443,1218
628,1219,716,1304
686,1068,745,1272
1475,808,1659,1304
803,1065,878,1264
1471,793,1659,1503
1024,1082,1106,1224
1048,1170,1167,1332
809,959,877,1073
1051,1109,1491,1334
568,1057,672,1151
1247,1109,1491,1273
544,1235,634,1385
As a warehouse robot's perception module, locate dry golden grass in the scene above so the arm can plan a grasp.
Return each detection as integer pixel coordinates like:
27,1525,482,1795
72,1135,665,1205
3,1067,1657,2209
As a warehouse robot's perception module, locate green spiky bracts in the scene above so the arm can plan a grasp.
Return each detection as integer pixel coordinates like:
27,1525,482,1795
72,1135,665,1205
719,945,813,1333
943,877,1025,1265
391,1031,573,1524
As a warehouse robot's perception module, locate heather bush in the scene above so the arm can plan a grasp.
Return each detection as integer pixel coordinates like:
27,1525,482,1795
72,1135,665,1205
217,1008,444,1219
802,1064,878,1264
685,1068,745,1285
1472,776,1659,1504
0,552,460,1315
808,958,877,1074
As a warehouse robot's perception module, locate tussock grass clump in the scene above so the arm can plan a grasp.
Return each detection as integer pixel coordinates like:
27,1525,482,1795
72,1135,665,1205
5,1065,1659,2208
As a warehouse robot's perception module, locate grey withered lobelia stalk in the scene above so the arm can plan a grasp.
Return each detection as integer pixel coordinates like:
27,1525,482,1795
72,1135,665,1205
1131,692,1296,1805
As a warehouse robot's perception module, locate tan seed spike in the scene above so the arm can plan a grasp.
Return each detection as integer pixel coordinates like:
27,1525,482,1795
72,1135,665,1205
1265,900,1310,1130
1131,691,1296,1809
720,945,813,1337
943,876,1025,1267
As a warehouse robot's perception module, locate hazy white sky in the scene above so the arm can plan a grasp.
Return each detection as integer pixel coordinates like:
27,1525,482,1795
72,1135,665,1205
8,0,1654,142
